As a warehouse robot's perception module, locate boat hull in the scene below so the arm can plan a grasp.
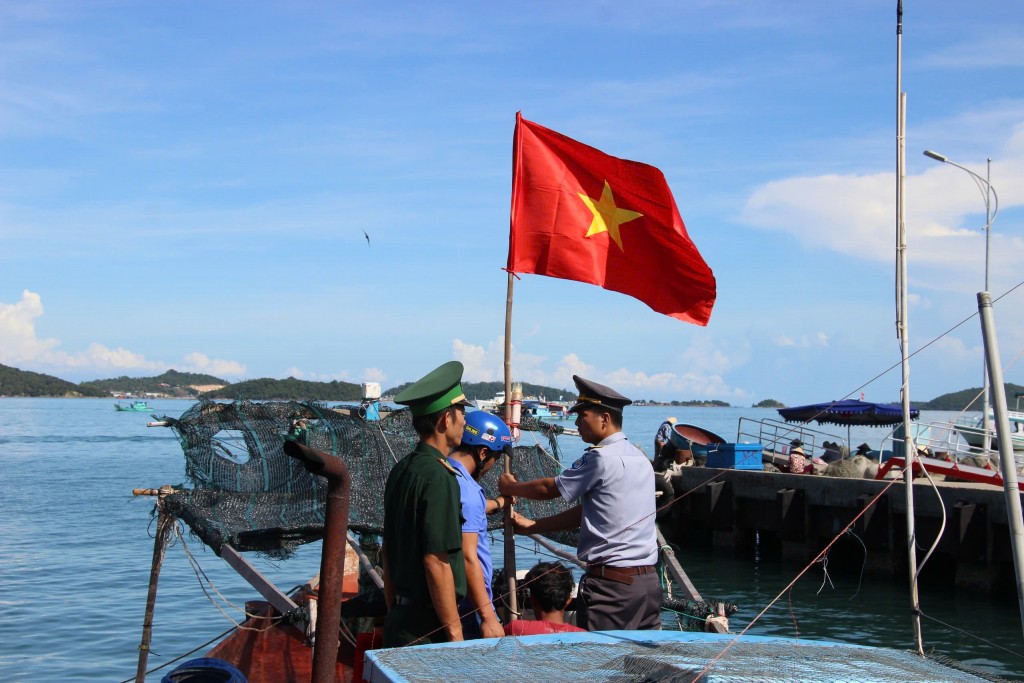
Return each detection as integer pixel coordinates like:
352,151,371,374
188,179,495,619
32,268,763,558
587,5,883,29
955,423,1024,452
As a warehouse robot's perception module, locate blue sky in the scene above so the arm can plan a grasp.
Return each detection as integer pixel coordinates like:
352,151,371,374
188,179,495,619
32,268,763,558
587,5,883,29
2,1,1023,406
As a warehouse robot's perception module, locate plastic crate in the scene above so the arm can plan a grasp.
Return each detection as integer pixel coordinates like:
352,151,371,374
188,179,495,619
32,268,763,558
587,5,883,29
705,443,763,470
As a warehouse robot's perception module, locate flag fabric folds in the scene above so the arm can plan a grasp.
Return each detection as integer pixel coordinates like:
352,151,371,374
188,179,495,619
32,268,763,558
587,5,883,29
507,113,716,325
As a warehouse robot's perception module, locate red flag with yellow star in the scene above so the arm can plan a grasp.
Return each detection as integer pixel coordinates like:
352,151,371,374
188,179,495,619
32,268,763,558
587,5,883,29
507,113,716,325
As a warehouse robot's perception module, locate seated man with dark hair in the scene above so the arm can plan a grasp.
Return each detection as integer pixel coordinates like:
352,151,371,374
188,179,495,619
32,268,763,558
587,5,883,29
504,562,586,636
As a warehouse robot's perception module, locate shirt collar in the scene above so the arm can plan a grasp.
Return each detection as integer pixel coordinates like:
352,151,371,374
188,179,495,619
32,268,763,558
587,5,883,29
595,431,627,448
446,456,471,479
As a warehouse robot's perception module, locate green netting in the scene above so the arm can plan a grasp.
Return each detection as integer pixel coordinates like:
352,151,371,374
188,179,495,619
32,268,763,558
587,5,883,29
158,400,576,556
157,400,731,631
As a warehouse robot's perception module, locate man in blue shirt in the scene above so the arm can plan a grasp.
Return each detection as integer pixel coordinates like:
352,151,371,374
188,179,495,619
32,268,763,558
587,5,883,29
447,410,514,639
499,375,660,631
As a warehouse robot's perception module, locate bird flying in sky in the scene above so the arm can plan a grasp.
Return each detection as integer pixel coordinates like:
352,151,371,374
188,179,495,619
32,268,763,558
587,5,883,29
363,230,370,246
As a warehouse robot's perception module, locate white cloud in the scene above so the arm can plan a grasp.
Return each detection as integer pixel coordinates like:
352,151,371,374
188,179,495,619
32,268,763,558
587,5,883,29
180,352,246,378
741,119,1024,296
284,366,352,382
452,337,547,384
452,335,747,400
0,290,246,378
362,367,387,383
918,31,1024,70
0,290,60,362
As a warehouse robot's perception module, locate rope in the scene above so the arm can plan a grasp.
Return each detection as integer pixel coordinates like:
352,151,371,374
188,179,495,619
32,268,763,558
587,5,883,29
118,625,237,683
174,524,292,631
918,610,1024,661
690,474,905,681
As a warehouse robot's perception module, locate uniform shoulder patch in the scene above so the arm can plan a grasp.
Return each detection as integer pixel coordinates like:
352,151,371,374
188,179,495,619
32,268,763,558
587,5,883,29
570,453,589,470
437,458,461,476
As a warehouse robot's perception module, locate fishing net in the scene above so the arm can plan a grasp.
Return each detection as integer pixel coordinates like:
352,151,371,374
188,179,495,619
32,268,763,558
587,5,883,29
365,632,1009,682
156,400,727,631
157,400,577,557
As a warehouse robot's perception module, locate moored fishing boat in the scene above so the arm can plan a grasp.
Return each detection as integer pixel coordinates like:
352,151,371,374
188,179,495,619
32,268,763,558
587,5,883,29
116,400,152,412
133,399,734,682
954,409,1024,453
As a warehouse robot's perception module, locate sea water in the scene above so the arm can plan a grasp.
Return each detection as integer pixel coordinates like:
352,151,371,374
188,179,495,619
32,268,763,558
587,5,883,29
0,399,1021,681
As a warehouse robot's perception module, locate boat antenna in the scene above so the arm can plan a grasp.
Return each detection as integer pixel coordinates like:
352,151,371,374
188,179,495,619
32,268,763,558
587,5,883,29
895,0,925,655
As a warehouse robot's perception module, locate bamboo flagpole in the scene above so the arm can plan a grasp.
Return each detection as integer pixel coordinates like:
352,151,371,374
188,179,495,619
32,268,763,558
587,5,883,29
501,271,519,620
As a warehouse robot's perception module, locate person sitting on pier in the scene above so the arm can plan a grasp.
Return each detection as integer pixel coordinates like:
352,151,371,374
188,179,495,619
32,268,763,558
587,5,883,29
821,441,843,464
788,441,811,474
504,562,586,636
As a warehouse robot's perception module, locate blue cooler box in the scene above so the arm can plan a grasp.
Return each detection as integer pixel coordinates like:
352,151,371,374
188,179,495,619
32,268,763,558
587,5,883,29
705,443,763,470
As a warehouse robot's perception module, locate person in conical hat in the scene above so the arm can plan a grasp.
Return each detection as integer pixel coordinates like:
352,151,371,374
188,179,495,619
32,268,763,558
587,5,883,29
382,361,474,647
499,375,661,631
788,444,808,474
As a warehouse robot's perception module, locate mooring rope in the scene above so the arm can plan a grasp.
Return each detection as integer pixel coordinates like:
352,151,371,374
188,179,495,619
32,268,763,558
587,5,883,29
689,474,906,682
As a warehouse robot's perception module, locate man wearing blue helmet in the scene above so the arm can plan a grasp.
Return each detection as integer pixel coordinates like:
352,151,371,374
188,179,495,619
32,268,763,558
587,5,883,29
447,410,514,639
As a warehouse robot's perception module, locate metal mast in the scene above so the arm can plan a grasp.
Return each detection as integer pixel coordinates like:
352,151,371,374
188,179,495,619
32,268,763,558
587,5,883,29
895,0,924,655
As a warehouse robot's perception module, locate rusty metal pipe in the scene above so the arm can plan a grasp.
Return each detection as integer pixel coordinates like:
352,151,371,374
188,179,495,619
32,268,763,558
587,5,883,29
283,440,351,683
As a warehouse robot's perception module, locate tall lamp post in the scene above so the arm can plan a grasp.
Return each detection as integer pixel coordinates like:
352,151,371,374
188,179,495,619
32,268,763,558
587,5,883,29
923,150,1000,447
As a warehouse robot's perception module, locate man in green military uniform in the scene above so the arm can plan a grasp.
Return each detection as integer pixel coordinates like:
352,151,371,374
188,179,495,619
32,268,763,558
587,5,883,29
382,361,473,647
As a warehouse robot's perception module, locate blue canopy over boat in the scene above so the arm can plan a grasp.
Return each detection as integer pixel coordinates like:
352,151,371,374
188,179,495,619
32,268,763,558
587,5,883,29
778,399,918,427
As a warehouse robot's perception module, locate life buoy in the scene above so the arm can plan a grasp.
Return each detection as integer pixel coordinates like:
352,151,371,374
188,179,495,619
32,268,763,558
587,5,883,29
160,657,247,682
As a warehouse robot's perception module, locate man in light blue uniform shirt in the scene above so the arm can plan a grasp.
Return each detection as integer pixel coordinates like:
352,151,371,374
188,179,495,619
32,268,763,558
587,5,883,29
499,375,661,631
447,410,514,639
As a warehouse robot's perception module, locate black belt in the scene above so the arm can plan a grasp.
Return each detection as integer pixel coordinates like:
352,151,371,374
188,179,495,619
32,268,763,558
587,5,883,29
393,595,419,607
586,564,657,586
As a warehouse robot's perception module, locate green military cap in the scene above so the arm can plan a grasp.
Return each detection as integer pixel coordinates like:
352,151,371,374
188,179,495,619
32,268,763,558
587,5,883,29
568,375,632,414
395,361,474,416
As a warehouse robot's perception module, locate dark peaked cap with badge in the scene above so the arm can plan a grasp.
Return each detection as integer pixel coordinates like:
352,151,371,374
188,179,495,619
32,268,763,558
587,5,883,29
568,375,632,414
394,361,474,416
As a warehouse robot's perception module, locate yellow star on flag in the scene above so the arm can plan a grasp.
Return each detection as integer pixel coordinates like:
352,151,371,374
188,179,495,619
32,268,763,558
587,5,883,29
578,181,643,251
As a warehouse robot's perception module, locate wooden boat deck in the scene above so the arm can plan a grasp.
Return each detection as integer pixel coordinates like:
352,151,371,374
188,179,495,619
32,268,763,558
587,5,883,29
207,546,366,683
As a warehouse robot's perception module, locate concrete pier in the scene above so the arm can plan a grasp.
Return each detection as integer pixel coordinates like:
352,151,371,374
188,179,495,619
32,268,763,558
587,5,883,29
660,467,1023,595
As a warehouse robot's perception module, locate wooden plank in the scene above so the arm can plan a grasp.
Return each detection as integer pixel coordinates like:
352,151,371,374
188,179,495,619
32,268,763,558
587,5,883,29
221,545,300,618
656,527,701,602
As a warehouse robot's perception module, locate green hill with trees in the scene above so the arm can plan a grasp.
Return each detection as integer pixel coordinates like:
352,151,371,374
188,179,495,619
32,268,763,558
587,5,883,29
753,399,785,408
916,383,1024,411
0,364,107,397
80,369,229,398
201,377,363,401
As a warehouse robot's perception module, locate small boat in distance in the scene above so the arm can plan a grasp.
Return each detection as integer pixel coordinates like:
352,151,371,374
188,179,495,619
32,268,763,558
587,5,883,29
954,410,1024,452
522,400,571,420
115,400,152,412
474,390,505,413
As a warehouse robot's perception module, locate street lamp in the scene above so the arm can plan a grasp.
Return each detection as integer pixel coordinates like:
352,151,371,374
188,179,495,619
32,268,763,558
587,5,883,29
923,150,1000,448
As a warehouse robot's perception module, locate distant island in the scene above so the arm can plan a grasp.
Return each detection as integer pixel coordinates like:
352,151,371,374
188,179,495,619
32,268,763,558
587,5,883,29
0,363,1020,410
753,399,785,408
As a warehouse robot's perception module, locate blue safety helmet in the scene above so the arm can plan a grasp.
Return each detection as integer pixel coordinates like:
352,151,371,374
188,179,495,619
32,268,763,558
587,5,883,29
462,410,513,453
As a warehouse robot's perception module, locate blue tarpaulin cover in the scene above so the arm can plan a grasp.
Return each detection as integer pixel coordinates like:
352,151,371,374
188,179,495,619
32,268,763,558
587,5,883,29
778,399,919,427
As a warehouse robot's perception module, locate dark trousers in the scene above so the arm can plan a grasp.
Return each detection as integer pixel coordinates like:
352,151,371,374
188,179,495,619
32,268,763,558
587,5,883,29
383,604,449,647
577,571,662,631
